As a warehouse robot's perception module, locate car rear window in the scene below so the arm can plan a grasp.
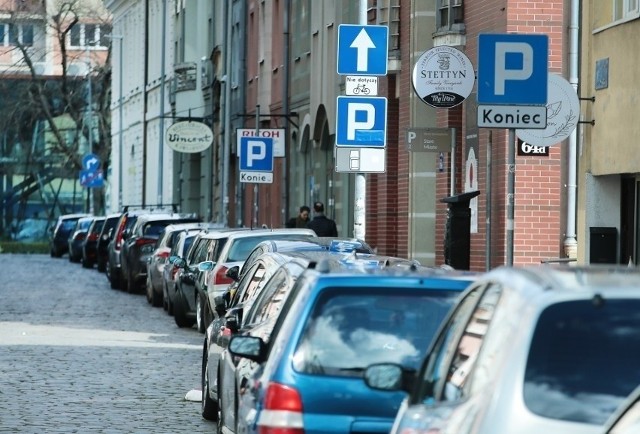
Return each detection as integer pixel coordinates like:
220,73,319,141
226,234,315,262
524,299,640,425
292,288,458,377
60,219,78,231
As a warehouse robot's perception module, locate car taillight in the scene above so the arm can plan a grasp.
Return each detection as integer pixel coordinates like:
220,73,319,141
115,220,126,250
257,382,304,434
88,233,99,242
75,233,86,241
155,249,170,259
213,266,233,285
135,237,155,247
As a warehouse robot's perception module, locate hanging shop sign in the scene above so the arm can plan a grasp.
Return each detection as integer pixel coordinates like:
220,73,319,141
412,46,475,109
166,121,213,153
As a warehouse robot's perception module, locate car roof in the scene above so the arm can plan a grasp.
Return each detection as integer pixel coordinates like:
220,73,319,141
481,265,640,297
134,212,198,223
163,222,225,232
58,213,91,220
251,237,374,254
196,227,253,239
224,228,316,240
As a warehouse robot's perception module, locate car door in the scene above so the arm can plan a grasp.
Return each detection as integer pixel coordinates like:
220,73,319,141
394,283,502,434
180,237,213,312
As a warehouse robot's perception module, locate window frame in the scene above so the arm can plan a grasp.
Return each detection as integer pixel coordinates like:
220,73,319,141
435,0,465,33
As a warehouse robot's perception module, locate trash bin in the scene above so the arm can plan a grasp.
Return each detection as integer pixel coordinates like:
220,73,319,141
441,191,480,270
589,227,617,264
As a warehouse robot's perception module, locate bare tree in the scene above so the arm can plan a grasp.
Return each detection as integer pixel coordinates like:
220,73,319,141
0,0,111,224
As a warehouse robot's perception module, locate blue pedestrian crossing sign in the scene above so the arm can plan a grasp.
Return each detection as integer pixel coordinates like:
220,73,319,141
337,24,388,76
239,137,274,172
336,96,387,148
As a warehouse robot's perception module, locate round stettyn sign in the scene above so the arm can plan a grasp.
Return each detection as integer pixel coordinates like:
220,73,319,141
412,46,475,109
166,121,213,153
516,74,580,147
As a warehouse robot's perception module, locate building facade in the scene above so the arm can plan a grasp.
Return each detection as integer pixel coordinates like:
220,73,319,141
578,1,640,265
107,0,577,269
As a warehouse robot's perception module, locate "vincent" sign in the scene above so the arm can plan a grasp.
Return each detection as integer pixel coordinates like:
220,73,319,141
166,121,213,153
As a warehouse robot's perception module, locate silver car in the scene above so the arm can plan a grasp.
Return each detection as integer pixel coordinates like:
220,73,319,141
364,265,640,434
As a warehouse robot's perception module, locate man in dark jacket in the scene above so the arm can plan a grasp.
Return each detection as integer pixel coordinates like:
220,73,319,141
307,201,338,237
285,205,310,228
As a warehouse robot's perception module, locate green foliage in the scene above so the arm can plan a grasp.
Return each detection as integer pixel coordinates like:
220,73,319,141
0,241,49,254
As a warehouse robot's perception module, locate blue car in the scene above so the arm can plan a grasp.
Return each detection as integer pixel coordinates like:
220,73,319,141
227,262,475,434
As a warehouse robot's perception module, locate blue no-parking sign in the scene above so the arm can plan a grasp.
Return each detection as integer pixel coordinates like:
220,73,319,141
335,96,387,148
477,34,548,105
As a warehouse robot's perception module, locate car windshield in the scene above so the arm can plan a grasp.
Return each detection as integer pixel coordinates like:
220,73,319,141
292,288,458,377
226,234,314,262
523,299,640,425
60,219,78,231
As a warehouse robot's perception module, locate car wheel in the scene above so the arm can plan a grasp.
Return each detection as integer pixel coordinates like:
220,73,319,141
81,255,91,268
201,354,218,420
174,293,195,328
150,280,162,307
196,294,206,334
145,277,153,304
107,261,121,290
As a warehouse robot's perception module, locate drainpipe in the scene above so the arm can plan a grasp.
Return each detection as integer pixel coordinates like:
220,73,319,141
282,0,291,226
221,0,232,226
157,0,167,206
142,0,150,207
564,0,580,259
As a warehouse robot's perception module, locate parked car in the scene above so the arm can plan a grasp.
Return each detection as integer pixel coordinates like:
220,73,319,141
223,259,474,434
120,212,200,293
196,228,317,331
96,213,122,273
49,213,90,257
81,216,106,268
201,249,346,421
363,265,640,434
67,216,94,263
146,222,223,307
602,385,640,434
173,228,250,330
163,228,205,314
106,208,152,289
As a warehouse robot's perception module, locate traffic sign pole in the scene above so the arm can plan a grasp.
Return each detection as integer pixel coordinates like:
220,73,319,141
355,1,367,240
507,129,516,266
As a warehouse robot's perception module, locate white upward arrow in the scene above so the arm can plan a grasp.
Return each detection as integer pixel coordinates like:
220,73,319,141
351,28,375,72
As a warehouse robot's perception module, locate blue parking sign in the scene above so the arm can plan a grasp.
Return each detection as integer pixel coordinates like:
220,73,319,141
478,34,548,105
335,96,387,148
239,137,274,172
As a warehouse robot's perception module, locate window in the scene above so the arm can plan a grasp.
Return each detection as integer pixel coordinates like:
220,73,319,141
292,288,459,377
437,0,464,31
243,266,294,326
0,23,34,46
614,0,639,20
524,299,640,425
69,23,110,48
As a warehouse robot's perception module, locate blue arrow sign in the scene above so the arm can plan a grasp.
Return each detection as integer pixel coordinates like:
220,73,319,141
82,153,100,172
337,24,388,76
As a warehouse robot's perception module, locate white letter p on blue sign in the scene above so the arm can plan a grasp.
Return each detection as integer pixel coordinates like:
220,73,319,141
478,33,548,105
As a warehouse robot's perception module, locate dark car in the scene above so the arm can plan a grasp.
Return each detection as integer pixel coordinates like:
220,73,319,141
49,213,90,257
67,216,94,263
146,222,223,307
81,216,106,268
106,208,153,289
224,262,476,434
163,229,204,314
96,213,121,273
120,212,200,293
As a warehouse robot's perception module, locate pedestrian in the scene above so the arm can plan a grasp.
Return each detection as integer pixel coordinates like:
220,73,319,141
307,201,338,237
285,205,311,228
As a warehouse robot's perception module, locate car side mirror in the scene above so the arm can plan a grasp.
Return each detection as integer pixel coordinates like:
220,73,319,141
173,257,186,268
228,335,267,363
225,313,239,332
363,363,415,394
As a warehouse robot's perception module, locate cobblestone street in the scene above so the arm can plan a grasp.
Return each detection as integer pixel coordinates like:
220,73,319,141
0,254,212,433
